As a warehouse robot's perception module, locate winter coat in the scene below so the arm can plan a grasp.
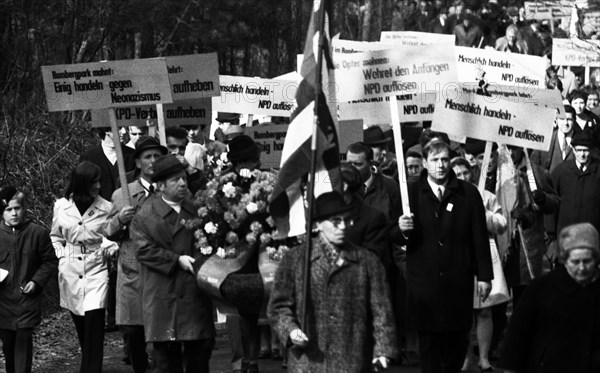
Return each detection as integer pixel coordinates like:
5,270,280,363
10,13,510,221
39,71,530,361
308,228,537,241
400,170,493,332
51,197,117,315
498,265,600,373
102,180,150,326
552,159,600,234
346,195,390,264
361,173,402,224
0,220,57,330
130,195,215,342
268,238,398,373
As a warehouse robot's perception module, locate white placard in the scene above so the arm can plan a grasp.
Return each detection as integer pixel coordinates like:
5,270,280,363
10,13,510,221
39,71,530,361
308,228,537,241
212,75,298,117
166,53,220,100
431,89,556,151
42,59,173,111
334,44,456,103
380,31,455,45
552,38,600,66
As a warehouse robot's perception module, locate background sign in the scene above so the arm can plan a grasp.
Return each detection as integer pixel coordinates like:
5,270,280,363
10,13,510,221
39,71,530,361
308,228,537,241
166,53,220,100
552,38,600,66
42,58,173,111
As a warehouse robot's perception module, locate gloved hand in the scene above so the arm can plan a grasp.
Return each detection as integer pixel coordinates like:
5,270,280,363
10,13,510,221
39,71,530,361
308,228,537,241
372,356,389,372
511,207,535,230
532,190,546,206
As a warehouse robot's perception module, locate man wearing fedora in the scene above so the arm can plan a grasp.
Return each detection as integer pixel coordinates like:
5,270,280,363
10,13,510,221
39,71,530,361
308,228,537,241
130,154,215,373
363,126,398,180
103,136,167,373
214,112,242,144
268,191,398,373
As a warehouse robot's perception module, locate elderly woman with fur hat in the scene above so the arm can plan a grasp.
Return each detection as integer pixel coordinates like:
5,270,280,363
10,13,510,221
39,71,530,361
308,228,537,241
268,191,398,373
498,223,600,373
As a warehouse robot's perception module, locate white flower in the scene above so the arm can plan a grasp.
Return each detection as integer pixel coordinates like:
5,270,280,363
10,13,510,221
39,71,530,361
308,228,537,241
246,202,259,214
239,168,252,178
222,182,237,198
204,222,218,234
216,247,227,258
220,152,229,162
201,246,213,255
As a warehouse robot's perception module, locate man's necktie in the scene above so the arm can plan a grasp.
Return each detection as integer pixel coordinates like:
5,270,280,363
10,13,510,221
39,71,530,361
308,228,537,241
562,136,568,160
437,187,443,202
149,184,155,194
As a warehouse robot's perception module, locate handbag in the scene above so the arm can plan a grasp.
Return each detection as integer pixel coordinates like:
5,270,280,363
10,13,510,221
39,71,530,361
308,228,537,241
474,238,511,308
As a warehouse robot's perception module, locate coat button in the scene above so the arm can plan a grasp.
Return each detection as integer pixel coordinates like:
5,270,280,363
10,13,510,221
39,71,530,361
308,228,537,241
79,275,83,279
78,222,82,225
78,257,82,261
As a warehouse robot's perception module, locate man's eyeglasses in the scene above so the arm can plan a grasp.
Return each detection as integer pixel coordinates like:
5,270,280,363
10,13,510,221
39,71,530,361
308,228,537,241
328,216,354,228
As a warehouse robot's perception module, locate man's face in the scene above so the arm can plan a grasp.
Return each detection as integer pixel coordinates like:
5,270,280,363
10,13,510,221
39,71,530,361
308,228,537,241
135,149,164,180
371,146,385,163
452,165,472,183
166,136,187,156
425,148,450,184
185,126,201,142
573,145,591,165
346,151,371,182
557,113,575,134
406,156,422,177
572,98,586,115
565,248,597,285
3,199,23,227
317,214,353,246
508,146,524,166
118,127,128,143
159,170,188,202
129,126,146,146
587,94,599,110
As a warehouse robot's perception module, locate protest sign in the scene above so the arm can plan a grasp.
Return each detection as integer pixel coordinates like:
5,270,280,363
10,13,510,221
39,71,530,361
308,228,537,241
245,124,289,169
380,31,455,45
212,75,297,117
431,89,555,151
41,59,172,112
524,1,572,20
334,44,457,102
552,38,600,66
166,53,220,100
455,46,546,90
91,99,212,128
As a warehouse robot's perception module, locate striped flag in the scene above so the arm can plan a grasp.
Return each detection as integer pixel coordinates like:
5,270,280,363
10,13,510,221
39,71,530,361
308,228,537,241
269,0,341,238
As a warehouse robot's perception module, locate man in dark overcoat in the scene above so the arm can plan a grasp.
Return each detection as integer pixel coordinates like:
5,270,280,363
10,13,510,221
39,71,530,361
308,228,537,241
268,192,398,373
130,154,215,372
396,139,493,373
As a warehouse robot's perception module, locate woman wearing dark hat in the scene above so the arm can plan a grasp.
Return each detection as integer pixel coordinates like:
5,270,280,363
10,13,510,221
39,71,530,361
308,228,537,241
498,223,600,373
0,186,57,373
51,162,116,373
268,191,398,373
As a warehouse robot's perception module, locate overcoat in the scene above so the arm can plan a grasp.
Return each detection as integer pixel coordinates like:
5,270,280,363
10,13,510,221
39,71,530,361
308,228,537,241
268,239,398,373
498,265,600,373
362,173,401,223
103,180,149,325
51,197,116,315
401,170,493,331
346,196,389,263
552,159,600,234
130,195,215,342
0,220,57,330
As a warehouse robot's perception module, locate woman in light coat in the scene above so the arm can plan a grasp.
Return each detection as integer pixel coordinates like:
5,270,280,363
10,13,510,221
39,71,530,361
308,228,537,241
51,161,116,373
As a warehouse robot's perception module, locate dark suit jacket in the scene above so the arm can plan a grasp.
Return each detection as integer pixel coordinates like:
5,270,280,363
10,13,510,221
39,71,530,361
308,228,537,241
400,170,493,332
80,145,135,201
530,128,576,174
346,196,390,266
360,173,402,223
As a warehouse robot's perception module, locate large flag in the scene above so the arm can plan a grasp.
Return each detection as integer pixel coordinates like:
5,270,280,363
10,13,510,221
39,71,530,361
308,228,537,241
269,0,342,238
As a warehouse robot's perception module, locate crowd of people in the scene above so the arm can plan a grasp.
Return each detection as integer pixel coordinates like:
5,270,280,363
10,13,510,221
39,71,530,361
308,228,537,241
2,1,600,373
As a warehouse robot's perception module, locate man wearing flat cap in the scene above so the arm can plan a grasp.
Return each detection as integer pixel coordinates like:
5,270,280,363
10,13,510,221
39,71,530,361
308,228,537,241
130,154,215,372
552,130,600,235
103,136,167,373
268,191,398,373
363,126,398,180
499,222,600,373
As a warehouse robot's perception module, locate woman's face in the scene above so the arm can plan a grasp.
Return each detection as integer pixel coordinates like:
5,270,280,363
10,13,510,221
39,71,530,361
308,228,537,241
565,248,598,285
452,165,472,183
3,199,23,227
89,178,101,199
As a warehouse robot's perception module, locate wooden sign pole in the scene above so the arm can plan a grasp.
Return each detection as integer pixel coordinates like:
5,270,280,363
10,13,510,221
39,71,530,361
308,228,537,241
478,141,493,192
108,108,131,205
156,103,167,146
389,96,411,215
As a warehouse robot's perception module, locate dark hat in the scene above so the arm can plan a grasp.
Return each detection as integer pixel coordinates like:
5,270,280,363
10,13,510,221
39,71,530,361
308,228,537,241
464,138,498,155
134,136,168,159
151,154,187,182
0,186,17,211
363,126,391,146
341,163,362,192
559,223,600,258
216,112,241,123
227,135,261,163
571,131,595,148
313,191,352,221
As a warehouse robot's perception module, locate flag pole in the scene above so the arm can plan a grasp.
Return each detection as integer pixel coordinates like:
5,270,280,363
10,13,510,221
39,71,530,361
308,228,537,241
302,0,328,333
